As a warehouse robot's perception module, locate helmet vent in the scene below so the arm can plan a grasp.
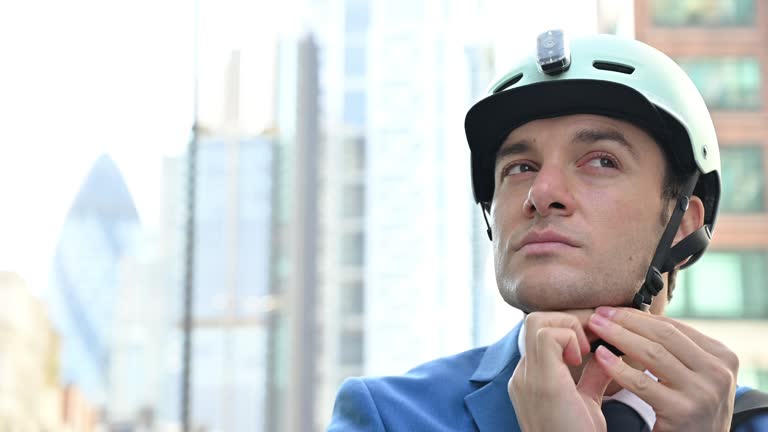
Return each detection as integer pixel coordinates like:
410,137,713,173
593,61,635,75
493,73,523,93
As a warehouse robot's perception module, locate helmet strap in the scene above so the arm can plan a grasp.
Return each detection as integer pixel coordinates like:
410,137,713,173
481,203,493,241
632,172,706,310
592,173,706,356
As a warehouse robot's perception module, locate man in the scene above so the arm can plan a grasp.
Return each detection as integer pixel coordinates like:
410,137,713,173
328,33,768,431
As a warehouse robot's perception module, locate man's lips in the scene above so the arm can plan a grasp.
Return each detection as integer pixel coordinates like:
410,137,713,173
515,230,580,251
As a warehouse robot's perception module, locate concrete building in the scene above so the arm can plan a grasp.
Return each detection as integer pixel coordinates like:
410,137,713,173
0,272,61,430
0,272,99,432
635,0,768,390
266,33,321,432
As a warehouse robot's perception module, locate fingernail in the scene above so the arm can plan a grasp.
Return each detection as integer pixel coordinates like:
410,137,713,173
591,313,609,327
596,345,618,365
596,306,616,319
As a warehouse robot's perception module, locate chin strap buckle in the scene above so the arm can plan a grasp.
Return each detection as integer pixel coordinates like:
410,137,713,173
633,266,664,311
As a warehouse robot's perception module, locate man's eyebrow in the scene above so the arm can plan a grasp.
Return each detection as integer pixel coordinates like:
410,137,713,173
495,139,533,169
572,128,638,159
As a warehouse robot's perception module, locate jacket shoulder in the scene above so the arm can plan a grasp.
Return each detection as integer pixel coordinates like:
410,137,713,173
328,346,488,431
733,410,768,432
328,377,386,432
734,387,768,432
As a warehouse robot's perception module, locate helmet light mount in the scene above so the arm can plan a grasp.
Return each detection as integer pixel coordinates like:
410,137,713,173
536,29,571,75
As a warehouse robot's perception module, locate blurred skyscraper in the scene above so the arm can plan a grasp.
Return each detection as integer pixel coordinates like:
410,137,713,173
190,135,272,431
158,134,274,432
45,154,141,409
364,0,480,376
150,46,278,431
313,1,512,427
635,0,768,391
266,33,321,432
312,0,370,427
107,230,177,430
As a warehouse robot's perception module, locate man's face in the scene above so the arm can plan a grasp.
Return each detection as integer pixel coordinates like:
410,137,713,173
491,114,668,312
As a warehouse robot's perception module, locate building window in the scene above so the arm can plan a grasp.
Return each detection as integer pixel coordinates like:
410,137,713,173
343,137,365,172
340,280,364,315
667,251,768,319
344,42,366,78
344,0,369,33
339,329,364,364
720,146,766,213
340,183,365,218
343,90,366,127
652,0,754,26
676,57,761,110
340,231,364,267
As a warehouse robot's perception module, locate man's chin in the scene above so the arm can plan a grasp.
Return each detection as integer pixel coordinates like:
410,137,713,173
507,289,633,313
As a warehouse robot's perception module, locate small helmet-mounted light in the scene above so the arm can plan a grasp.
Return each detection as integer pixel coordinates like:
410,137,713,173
536,29,570,75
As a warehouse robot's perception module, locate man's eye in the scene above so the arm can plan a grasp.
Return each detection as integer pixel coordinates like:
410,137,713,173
505,163,536,176
586,156,618,169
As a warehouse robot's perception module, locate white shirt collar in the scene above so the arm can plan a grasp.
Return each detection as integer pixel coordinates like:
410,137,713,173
517,322,657,429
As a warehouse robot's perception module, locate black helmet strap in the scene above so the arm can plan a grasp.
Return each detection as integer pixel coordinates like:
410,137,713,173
633,172,706,310
592,173,707,356
481,203,492,241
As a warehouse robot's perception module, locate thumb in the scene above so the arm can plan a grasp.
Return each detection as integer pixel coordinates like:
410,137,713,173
576,353,613,404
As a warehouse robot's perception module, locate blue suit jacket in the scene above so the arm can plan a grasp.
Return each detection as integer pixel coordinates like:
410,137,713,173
329,320,768,431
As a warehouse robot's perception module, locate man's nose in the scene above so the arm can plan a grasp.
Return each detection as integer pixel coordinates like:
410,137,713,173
523,165,575,218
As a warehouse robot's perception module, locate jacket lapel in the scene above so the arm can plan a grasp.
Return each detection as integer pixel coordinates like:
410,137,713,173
464,321,524,432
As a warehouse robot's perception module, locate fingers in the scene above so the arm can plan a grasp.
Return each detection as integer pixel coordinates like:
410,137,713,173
621,309,740,373
576,356,613,404
593,307,735,374
584,307,738,431
594,345,674,408
537,327,584,367
524,311,592,364
586,310,694,384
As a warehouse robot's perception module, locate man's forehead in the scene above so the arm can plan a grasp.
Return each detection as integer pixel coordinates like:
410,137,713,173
502,114,634,142
497,114,651,154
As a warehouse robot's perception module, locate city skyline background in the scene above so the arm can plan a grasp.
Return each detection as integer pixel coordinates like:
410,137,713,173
0,0,766,431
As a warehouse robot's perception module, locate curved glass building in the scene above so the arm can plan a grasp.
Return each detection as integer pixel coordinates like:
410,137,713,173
45,154,140,406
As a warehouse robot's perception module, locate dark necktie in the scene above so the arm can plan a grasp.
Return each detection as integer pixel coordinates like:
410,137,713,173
602,400,650,432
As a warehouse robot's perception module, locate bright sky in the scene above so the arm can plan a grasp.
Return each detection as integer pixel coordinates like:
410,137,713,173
0,0,629,294
0,0,301,293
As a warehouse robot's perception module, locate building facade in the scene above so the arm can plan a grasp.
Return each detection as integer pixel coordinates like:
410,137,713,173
0,272,98,432
160,135,274,431
0,272,62,430
313,0,370,427
365,0,479,376
267,33,321,432
635,0,768,390
45,154,141,408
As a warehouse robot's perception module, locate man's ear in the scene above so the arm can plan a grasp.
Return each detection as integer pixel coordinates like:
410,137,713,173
674,195,705,244
672,195,705,268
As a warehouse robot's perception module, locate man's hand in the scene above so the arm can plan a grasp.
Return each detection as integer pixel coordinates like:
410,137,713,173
509,310,614,432
588,306,738,432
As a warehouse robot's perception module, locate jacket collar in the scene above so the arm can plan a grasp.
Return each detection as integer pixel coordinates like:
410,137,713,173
464,320,524,432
